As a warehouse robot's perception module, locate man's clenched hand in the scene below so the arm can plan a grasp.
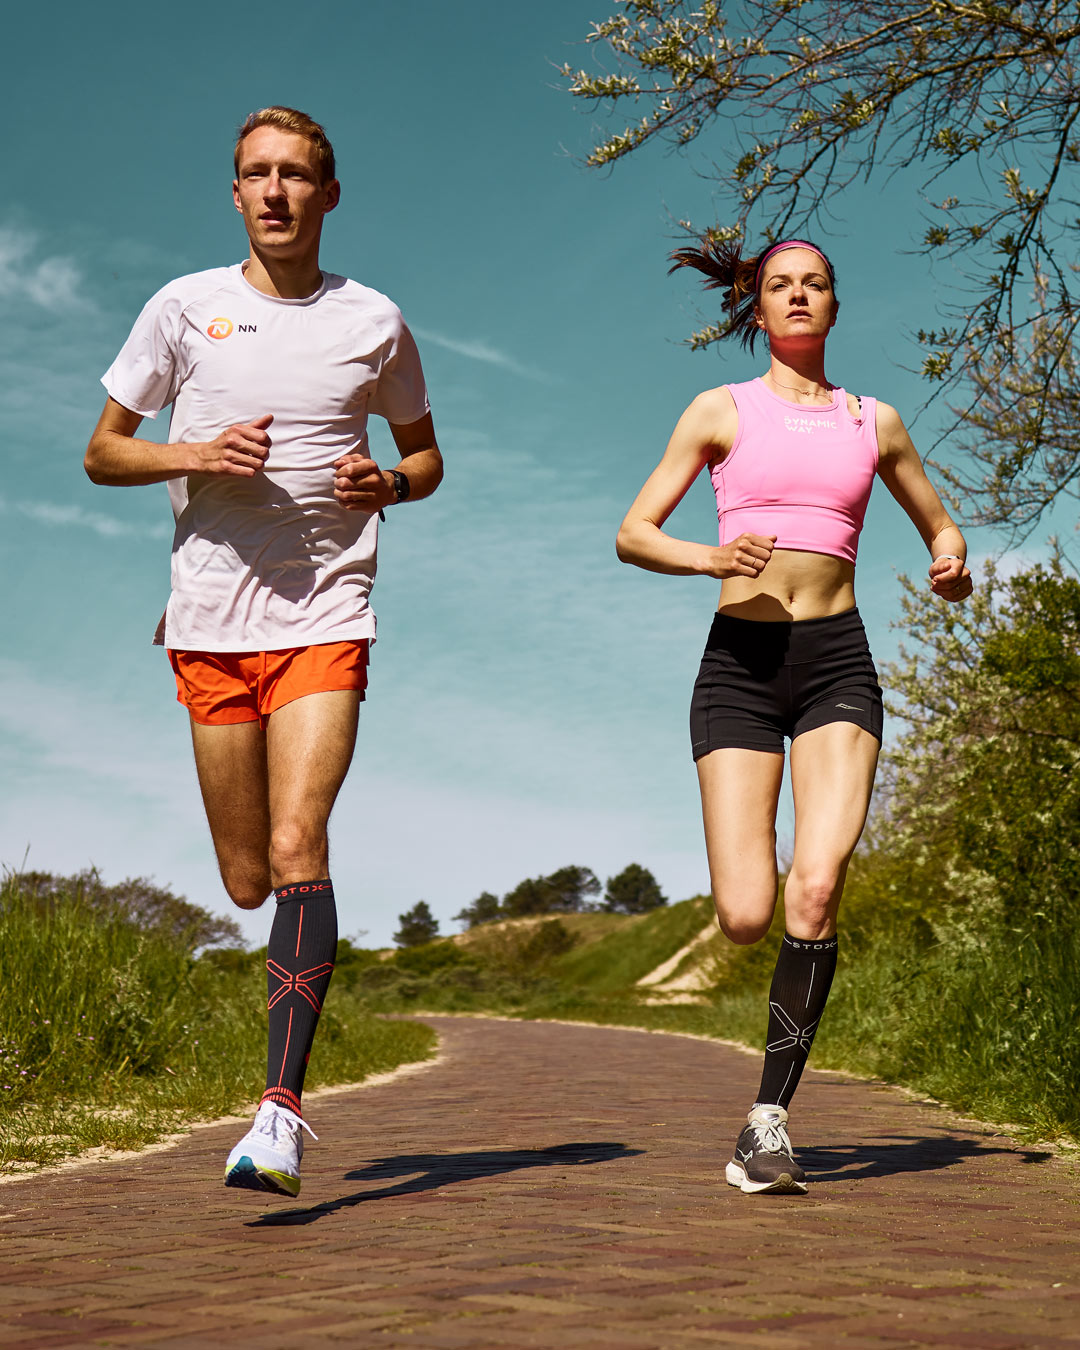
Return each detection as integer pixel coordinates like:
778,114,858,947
194,414,274,476
333,455,394,512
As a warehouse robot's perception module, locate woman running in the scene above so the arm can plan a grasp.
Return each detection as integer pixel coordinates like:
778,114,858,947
617,238,972,1195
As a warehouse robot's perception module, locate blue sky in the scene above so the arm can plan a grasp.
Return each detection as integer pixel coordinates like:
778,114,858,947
0,0,1031,945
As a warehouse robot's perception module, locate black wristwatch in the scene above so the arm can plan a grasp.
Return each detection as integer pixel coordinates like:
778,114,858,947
389,469,411,504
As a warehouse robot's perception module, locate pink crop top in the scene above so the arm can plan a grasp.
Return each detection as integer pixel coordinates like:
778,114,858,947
711,378,879,565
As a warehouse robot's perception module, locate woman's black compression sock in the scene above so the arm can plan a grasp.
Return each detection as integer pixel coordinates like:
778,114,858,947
755,933,838,1109
261,879,338,1117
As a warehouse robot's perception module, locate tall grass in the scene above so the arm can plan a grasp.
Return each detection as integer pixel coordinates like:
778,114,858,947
0,872,435,1172
813,913,1080,1138
1,876,217,1105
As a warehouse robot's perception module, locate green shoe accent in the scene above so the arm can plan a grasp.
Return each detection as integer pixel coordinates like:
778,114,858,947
224,1155,300,1197
259,1164,301,1197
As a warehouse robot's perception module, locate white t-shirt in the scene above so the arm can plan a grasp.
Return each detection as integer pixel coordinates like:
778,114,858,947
101,263,430,651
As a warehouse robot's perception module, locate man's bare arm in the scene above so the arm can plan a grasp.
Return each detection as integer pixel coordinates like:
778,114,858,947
333,411,443,512
84,396,272,486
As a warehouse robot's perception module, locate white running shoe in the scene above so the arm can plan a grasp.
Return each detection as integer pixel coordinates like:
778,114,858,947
725,1104,808,1195
224,1102,317,1197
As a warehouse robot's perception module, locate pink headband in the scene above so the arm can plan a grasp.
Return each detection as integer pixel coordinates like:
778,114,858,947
755,240,833,289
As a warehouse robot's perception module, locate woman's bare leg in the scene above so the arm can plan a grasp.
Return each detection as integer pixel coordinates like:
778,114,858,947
786,721,879,938
725,722,879,1193
750,720,880,1112
697,747,786,944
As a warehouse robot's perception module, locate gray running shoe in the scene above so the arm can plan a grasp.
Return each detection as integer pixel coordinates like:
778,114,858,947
725,1104,807,1195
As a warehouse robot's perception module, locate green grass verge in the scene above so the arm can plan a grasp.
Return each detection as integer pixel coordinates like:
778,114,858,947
552,895,712,992
0,876,436,1174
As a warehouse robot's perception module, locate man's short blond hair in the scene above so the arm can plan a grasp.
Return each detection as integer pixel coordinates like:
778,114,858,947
234,107,336,183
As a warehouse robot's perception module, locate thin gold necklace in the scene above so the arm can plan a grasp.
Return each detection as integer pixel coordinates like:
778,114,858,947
766,375,834,400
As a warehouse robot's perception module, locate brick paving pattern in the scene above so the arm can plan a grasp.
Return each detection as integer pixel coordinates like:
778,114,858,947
1,1015,1078,1348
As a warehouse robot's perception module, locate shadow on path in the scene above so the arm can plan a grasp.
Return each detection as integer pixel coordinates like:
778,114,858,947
801,1133,1053,1182
248,1141,643,1227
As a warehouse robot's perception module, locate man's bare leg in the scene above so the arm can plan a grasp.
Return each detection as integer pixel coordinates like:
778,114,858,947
188,720,272,910
194,691,360,1193
265,689,360,884
254,691,359,1130
188,689,360,903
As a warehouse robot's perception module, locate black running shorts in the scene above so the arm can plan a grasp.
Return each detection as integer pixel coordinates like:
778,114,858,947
690,607,883,759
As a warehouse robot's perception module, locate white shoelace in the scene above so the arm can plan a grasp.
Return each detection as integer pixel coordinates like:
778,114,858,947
749,1113,792,1155
256,1103,318,1143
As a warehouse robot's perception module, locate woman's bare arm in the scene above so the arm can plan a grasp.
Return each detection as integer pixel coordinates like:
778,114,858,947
875,401,973,602
616,387,775,579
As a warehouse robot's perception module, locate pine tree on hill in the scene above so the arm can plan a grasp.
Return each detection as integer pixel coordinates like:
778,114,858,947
501,865,601,917
500,877,551,918
454,891,502,929
394,900,440,948
545,865,601,913
603,864,667,915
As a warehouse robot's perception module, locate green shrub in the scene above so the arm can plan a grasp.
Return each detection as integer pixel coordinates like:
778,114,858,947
393,940,479,976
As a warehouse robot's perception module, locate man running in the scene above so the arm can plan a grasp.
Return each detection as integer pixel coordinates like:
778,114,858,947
85,107,442,1197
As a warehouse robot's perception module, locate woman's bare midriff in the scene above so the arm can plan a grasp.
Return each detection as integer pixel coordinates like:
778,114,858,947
717,549,856,621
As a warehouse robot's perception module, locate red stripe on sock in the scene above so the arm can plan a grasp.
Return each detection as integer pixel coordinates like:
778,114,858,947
260,1087,302,1114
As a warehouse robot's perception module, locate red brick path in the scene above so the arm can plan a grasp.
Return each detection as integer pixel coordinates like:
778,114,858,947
1,1015,1078,1348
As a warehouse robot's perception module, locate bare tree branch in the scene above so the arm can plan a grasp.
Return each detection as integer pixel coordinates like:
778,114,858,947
562,0,1080,535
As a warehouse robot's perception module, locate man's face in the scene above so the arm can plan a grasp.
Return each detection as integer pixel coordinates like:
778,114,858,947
232,125,339,258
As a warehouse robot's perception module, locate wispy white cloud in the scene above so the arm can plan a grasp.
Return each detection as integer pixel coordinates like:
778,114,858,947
0,224,91,312
0,658,253,934
0,659,185,805
412,326,551,382
0,495,170,540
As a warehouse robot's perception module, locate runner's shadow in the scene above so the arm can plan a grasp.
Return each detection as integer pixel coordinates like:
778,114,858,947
247,1141,642,1227
800,1133,1053,1182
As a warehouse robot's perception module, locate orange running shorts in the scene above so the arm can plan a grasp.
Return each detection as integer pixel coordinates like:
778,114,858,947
168,642,369,728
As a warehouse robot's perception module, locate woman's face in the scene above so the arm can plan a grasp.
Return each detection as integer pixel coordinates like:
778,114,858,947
755,248,838,344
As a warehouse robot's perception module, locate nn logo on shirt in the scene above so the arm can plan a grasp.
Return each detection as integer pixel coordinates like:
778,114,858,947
206,318,258,340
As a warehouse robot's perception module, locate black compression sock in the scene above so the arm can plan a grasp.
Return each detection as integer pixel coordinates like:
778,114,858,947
262,878,338,1117
756,933,838,1109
